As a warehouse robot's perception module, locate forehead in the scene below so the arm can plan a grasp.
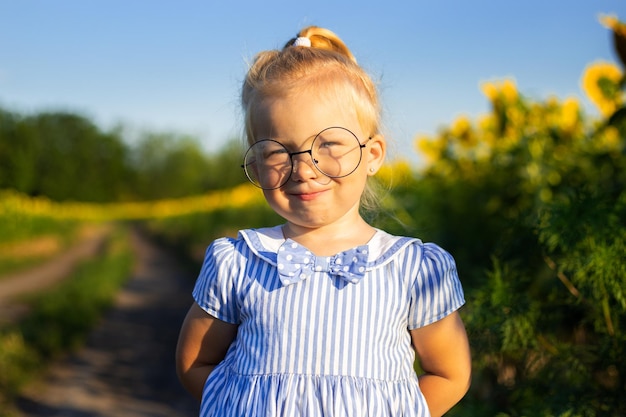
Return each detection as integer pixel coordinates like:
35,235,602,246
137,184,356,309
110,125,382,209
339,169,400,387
251,88,363,143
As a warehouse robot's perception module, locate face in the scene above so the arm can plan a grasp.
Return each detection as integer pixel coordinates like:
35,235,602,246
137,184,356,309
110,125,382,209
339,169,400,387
251,88,385,232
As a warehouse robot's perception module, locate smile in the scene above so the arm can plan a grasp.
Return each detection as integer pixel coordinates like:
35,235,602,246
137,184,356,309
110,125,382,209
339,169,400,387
290,190,327,201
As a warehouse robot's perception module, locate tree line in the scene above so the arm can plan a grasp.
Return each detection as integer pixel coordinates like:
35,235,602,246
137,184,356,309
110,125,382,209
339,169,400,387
0,108,246,202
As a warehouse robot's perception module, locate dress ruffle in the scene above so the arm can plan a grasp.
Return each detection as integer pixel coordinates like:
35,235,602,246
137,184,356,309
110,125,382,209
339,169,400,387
200,358,430,417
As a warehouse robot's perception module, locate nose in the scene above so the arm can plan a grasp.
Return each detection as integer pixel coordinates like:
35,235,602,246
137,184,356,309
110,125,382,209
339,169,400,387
290,151,318,181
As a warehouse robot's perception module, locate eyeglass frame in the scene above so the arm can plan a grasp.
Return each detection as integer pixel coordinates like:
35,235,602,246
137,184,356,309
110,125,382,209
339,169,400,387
241,126,372,190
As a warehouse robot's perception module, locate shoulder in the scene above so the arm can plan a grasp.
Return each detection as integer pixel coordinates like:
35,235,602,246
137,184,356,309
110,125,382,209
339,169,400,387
403,240,465,328
202,225,283,265
368,230,454,268
368,230,458,281
202,235,241,265
420,242,457,272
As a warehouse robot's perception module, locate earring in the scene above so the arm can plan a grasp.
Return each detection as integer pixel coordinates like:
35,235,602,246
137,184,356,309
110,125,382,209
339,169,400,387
369,167,375,173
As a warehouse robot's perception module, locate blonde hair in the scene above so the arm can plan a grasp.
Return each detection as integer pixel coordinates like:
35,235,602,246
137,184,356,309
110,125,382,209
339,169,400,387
242,27,381,141
241,26,385,211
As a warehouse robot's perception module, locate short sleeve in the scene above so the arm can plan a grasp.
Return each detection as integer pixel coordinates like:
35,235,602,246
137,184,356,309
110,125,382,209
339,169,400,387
192,237,240,324
407,242,465,329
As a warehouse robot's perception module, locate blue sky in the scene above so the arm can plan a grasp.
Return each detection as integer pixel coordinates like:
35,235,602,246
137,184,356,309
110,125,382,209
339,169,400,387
1,1,624,159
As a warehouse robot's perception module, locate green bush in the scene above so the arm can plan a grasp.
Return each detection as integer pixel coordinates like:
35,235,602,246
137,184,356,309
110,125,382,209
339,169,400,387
411,74,625,415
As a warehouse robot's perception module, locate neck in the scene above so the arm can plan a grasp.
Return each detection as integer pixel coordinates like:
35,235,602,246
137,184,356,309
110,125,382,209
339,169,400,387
282,218,376,256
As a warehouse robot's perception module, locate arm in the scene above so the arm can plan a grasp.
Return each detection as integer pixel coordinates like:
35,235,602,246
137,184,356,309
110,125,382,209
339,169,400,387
411,311,471,417
175,302,238,401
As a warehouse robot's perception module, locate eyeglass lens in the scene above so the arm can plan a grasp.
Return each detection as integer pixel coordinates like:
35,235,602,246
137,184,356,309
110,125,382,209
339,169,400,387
242,127,365,190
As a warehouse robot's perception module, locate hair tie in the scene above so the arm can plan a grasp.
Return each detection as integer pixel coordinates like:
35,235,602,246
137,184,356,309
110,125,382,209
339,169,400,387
293,36,311,47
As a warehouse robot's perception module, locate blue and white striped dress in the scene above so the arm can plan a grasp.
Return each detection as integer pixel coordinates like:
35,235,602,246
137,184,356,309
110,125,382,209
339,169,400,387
192,226,465,417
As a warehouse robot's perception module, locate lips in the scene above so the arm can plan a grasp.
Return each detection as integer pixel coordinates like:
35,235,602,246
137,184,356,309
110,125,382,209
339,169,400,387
289,189,327,201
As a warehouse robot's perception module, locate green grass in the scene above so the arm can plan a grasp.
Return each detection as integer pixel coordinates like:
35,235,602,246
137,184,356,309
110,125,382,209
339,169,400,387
0,212,79,245
0,211,80,277
0,224,134,416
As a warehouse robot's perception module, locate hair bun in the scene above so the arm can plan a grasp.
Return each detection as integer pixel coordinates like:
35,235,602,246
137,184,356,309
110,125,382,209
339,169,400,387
286,26,357,63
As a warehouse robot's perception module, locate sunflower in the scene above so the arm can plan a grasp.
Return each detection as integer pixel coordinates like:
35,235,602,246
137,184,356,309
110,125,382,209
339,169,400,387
415,135,447,166
450,115,477,149
599,14,626,37
581,61,624,117
479,79,519,104
599,14,626,71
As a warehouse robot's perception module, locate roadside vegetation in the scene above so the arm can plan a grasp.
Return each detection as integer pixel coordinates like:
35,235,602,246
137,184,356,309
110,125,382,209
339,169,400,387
0,225,133,416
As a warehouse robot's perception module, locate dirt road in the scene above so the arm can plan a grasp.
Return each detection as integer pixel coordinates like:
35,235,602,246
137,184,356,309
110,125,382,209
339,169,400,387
0,225,111,324
14,228,201,417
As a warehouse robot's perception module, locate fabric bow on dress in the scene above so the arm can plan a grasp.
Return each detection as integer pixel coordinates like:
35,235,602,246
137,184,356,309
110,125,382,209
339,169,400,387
276,240,369,286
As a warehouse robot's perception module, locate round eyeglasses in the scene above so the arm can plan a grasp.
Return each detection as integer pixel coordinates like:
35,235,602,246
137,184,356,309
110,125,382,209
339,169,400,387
242,127,370,190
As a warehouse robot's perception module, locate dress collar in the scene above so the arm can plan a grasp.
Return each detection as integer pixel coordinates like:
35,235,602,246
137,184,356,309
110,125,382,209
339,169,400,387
239,225,419,278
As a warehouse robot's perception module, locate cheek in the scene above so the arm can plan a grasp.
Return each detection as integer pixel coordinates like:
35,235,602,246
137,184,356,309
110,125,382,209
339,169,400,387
262,189,282,209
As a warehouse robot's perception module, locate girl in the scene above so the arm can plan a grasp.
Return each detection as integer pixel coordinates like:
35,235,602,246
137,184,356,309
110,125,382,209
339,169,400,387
176,26,471,417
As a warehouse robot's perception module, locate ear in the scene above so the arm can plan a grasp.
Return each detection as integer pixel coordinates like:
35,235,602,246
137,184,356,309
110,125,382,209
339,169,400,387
365,133,386,175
